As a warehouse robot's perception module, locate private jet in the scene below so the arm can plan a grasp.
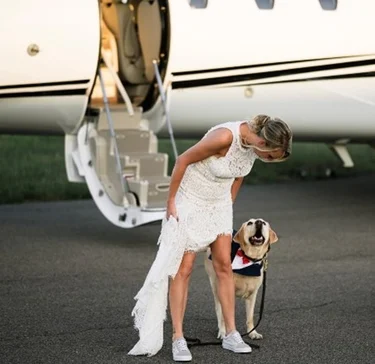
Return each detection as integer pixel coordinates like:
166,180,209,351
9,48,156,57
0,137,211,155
1,0,374,227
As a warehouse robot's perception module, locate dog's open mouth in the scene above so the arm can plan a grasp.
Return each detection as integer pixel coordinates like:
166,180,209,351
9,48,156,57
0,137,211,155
250,235,265,246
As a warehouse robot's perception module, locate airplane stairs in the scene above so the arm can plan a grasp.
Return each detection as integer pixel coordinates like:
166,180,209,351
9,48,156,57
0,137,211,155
70,105,170,228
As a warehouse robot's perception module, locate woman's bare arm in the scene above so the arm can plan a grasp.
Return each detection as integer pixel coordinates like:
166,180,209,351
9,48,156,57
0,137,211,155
167,128,233,205
231,177,244,202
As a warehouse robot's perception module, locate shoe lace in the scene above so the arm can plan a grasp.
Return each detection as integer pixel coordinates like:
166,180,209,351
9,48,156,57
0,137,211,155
176,339,188,351
232,331,244,344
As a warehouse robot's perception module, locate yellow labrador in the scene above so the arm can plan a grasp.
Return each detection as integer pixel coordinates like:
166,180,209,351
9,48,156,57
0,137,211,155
204,218,278,340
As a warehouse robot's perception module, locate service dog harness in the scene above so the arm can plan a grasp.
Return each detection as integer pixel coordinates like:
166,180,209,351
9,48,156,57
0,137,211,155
209,241,263,276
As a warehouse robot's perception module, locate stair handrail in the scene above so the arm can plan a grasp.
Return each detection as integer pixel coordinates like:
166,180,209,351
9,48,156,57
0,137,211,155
153,60,178,162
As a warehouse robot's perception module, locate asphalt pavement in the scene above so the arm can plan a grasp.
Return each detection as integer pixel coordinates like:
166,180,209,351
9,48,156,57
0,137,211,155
0,174,374,364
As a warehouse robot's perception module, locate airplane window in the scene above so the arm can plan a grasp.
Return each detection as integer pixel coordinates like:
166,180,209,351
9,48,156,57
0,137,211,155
255,0,274,10
189,0,208,9
319,0,337,10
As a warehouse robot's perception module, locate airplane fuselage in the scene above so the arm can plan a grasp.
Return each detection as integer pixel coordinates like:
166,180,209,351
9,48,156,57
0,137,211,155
0,0,374,143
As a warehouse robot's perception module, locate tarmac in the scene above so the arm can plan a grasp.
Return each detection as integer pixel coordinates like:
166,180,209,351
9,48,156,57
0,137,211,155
0,174,374,364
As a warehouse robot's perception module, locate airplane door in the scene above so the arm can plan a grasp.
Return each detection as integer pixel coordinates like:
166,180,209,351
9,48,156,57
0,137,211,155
0,0,100,134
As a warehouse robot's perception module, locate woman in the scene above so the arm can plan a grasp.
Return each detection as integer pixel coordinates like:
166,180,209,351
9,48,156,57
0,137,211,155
128,115,292,361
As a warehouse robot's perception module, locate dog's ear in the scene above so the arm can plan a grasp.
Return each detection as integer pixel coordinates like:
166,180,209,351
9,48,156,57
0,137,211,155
233,223,246,244
269,228,278,244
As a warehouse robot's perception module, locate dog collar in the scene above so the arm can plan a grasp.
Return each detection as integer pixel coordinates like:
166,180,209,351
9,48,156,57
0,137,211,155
235,244,270,263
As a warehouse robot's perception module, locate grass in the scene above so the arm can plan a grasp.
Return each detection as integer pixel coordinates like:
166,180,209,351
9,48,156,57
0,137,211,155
0,135,90,204
1,135,375,204
159,139,375,184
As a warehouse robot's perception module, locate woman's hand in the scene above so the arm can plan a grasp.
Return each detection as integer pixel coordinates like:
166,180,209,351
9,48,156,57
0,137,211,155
166,199,178,221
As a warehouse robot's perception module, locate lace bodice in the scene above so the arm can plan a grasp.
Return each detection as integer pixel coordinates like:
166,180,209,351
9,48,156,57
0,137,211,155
179,121,258,201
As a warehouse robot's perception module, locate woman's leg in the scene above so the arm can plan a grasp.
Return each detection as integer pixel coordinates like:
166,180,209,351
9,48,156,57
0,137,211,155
169,251,196,340
210,234,236,334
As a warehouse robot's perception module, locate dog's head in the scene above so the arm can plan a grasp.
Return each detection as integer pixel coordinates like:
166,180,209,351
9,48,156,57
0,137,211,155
233,218,278,260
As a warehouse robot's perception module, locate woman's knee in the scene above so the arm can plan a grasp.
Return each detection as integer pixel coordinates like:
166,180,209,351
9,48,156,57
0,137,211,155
211,234,233,279
212,257,232,279
175,252,195,280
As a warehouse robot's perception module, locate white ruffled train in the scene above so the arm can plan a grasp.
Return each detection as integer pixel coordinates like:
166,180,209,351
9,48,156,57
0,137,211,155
128,217,186,357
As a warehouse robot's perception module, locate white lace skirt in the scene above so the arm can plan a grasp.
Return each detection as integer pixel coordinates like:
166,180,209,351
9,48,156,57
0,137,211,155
128,189,233,357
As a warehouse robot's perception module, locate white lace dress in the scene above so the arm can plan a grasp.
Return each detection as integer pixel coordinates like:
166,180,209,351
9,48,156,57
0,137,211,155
128,121,258,356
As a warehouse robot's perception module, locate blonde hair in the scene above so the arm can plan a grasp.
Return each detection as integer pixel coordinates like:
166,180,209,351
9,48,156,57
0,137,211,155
246,114,293,160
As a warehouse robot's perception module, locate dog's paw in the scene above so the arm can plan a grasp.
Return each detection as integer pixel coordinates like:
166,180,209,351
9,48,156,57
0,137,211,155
249,330,263,340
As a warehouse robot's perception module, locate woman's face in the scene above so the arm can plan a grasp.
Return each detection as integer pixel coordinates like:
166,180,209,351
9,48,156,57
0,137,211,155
254,147,285,162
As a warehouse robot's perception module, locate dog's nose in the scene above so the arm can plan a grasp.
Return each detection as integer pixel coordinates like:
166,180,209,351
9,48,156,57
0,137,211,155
255,220,263,229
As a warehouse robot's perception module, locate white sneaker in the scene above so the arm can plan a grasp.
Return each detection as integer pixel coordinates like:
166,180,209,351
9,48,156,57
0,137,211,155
222,330,252,353
172,338,192,362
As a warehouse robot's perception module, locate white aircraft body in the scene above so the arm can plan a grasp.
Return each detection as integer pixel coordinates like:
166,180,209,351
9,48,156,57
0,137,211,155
1,0,374,227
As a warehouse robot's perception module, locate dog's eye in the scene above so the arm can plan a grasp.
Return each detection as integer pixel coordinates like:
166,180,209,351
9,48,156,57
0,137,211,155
262,221,266,225
247,221,253,225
